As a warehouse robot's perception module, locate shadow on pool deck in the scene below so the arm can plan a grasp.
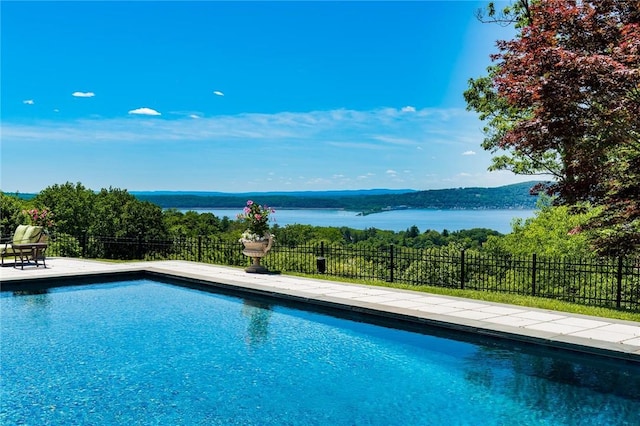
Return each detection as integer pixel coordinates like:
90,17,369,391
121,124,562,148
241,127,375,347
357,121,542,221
2,257,640,362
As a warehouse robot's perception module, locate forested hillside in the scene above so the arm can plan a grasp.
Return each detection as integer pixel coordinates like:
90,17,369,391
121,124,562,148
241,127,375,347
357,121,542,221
132,181,541,211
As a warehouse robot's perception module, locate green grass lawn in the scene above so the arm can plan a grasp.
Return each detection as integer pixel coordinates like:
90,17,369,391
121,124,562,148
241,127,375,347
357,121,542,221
94,259,640,322
292,272,640,323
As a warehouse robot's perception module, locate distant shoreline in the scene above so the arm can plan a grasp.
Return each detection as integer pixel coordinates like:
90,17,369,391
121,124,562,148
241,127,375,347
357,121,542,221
171,207,537,233
8,181,541,212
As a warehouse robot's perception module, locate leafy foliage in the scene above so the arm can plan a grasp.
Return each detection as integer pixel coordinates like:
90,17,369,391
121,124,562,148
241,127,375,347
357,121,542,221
236,200,275,240
28,182,169,259
13,180,639,311
163,209,231,237
90,187,166,239
0,192,29,238
22,208,54,228
6,181,600,261
34,182,95,238
483,200,598,257
587,143,640,255
466,0,640,255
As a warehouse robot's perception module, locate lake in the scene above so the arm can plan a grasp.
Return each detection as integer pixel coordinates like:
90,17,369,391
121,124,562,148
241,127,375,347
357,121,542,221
178,208,538,234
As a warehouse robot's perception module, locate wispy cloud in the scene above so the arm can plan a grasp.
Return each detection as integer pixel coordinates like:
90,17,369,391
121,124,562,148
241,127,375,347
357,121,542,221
72,91,95,98
2,106,527,191
327,141,388,150
213,91,224,96
2,107,484,148
401,106,416,112
128,107,161,116
23,99,34,105
372,135,417,146
357,173,375,180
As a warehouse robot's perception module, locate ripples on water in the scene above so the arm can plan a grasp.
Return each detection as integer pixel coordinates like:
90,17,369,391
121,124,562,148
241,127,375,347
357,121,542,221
2,281,639,425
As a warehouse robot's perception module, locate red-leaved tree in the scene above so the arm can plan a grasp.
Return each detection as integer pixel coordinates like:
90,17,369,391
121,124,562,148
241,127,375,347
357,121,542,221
466,0,640,255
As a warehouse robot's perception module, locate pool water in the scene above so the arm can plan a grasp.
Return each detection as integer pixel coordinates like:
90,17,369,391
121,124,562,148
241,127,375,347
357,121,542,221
2,279,639,425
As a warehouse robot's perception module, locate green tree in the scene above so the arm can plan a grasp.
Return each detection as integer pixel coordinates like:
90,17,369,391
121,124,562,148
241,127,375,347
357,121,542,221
483,202,598,257
587,141,640,255
405,225,420,239
275,224,344,248
0,193,29,238
163,210,227,237
91,187,167,239
466,0,640,254
34,182,95,238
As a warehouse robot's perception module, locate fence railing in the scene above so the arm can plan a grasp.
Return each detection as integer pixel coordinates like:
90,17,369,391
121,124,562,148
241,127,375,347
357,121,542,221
46,233,640,312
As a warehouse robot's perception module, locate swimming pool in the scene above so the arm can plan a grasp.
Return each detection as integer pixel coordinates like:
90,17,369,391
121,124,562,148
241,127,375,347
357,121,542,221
2,278,639,425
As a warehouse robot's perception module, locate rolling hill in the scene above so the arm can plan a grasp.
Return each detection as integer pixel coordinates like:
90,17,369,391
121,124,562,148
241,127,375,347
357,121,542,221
132,182,543,212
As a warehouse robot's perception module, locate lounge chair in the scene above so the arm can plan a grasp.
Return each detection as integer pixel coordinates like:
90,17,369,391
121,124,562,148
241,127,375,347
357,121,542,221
0,225,48,268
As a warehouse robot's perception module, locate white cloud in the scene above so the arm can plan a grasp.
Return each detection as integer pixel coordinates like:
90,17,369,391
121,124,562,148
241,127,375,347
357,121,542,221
462,150,476,156
373,135,417,146
128,107,161,116
72,91,95,98
328,141,387,150
7,101,542,191
307,177,331,185
213,91,224,96
401,106,416,112
23,99,34,105
4,107,483,146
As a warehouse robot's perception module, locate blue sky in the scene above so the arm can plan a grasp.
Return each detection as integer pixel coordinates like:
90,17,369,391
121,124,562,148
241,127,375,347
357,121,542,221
1,0,526,193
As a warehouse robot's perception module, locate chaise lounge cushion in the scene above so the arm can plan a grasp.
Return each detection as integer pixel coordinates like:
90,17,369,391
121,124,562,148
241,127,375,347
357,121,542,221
19,225,44,244
11,225,30,244
1,225,45,257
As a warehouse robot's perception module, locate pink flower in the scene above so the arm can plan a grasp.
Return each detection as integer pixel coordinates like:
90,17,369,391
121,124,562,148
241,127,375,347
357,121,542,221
568,226,582,236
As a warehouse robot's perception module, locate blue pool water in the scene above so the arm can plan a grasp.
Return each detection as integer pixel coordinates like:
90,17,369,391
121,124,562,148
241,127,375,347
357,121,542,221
2,279,639,425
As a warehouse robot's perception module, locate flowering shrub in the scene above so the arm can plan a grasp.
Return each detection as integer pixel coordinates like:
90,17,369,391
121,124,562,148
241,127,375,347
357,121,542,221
239,230,270,242
237,200,274,241
22,208,54,228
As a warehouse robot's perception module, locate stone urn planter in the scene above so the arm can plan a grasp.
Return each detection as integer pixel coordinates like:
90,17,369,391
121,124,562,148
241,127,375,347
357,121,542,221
241,233,273,274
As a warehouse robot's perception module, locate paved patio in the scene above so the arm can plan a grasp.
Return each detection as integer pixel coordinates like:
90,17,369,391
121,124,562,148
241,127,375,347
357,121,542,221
2,257,639,361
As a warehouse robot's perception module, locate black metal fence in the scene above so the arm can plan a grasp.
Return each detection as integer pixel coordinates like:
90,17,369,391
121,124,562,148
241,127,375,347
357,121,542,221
46,233,640,312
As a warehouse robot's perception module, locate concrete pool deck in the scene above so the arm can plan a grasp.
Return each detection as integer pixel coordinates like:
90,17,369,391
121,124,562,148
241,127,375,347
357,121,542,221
2,258,640,362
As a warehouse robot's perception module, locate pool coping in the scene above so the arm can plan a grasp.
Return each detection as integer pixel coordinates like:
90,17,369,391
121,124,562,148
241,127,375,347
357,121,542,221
2,258,640,363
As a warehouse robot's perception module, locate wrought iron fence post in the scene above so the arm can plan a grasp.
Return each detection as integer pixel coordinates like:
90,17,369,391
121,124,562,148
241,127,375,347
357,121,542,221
388,244,394,283
532,253,537,296
616,256,623,309
316,241,326,273
82,230,88,258
460,249,465,290
137,233,143,260
198,235,203,263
